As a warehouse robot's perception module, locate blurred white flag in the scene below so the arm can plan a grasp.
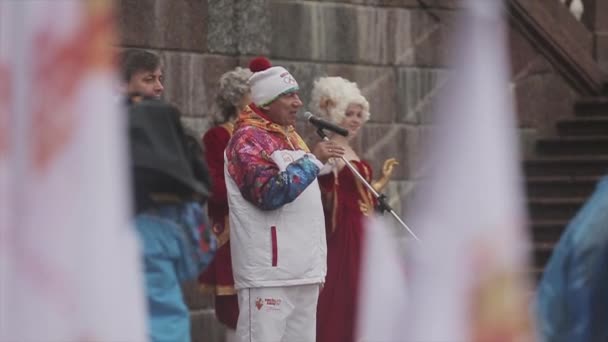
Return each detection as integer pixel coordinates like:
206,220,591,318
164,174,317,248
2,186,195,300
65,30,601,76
356,217,408,342
0,1,147,341
403,0,535,341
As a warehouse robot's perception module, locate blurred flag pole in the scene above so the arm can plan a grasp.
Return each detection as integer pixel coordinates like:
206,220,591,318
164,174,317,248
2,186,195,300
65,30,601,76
356,0,536,341
403,1,535,340
356,217,409,342
0,1,148,341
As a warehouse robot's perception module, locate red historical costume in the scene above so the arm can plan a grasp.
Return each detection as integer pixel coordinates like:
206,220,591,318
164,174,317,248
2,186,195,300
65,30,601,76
316,160,376,342
198,122,239,330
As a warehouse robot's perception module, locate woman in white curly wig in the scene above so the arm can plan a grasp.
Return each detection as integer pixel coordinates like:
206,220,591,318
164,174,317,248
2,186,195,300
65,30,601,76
198,66,251,342
310,76,398,342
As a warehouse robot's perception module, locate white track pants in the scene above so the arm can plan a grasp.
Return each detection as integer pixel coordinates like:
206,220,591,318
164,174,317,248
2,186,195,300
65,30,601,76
235,284,320,342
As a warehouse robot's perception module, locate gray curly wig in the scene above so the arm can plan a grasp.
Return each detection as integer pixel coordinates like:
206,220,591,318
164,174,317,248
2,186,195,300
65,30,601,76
213,67,252,124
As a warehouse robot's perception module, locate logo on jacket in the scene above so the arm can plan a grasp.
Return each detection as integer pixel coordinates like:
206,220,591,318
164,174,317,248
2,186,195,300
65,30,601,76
255,297,282,311
255,297,264,310
282,153,294,164
264,297,282,307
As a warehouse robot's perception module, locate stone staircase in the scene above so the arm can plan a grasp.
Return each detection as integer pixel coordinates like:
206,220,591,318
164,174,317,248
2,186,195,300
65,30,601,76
526,97,608,281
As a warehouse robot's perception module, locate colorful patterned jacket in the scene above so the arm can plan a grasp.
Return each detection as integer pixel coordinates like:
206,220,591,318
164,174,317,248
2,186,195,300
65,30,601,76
136,202,215,342
225,105,327,289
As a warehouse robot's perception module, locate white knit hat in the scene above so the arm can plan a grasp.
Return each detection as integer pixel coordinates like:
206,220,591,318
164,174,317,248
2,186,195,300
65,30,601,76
248,57,299,106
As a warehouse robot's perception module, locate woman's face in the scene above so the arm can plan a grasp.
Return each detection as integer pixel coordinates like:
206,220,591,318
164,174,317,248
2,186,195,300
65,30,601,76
340,103,365,138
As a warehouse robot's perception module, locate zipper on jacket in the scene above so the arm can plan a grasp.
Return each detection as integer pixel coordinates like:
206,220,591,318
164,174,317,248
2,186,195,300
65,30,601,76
271,226,278,267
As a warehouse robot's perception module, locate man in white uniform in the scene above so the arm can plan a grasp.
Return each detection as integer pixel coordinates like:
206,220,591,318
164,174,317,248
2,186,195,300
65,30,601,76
224,57,344,342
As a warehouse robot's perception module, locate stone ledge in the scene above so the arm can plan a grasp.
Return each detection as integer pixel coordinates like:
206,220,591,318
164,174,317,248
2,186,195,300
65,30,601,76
384,180,416,218
182,281,214,311
596,33,608,74
190,309,225,342
160,53,238,118
594,0,608,32
208,0,270,55
508,0,605,95
396,67,447,124
117,0,207,52
268,1,459,66
280,0,465,9
360,123,424,180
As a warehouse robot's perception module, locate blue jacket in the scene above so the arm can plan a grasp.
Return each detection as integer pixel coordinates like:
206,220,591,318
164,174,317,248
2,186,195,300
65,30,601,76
135,202,215,342
536,176,608,342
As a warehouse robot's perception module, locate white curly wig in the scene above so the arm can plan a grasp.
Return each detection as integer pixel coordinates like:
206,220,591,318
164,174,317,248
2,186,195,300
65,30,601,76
212,66,252,123
309,76,370,124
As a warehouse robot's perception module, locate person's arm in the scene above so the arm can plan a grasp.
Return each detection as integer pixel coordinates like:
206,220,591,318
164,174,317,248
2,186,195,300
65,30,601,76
227,131,323,211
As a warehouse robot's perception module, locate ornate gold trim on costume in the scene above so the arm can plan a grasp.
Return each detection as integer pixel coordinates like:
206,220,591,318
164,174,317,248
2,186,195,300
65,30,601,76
199,284,237,296
149,193,183,203
328,161,374,235
331,174,339,234
354,162,374,216
220,121,234,135
199,283,215,294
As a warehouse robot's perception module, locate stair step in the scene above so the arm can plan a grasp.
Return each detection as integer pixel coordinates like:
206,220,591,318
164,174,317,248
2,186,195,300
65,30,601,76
529,220,569,243
525,175,599,197
533,241,556,269
524,156,608,177
528,96,608,281
536,136,608,155
575,97,608,117
528,197,586,221
557,118,608,136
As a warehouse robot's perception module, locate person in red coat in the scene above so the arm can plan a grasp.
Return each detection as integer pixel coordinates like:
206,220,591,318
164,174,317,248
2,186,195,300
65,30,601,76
199,67,251,342
310,76,398,342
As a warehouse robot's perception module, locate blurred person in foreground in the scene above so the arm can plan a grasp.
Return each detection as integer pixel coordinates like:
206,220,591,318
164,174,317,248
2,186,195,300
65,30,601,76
225,57,344,342
310,76,398,342
128,98,216,342
536,176,608,342
198,66,252,342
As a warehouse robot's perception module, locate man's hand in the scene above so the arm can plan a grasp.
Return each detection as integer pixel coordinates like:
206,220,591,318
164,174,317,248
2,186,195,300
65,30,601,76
312,141,345,163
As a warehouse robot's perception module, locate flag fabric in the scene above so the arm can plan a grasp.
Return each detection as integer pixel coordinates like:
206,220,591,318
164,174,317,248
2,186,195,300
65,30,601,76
401,0,535,341
0,1,147,341
356,217,408,342
355,218,407,342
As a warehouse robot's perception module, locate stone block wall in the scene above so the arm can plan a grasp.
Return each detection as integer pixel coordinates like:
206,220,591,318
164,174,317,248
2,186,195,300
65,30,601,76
592,0,608,75
509,22,581,150
581,0,608,75
116,0,473,218
116,0,585,340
